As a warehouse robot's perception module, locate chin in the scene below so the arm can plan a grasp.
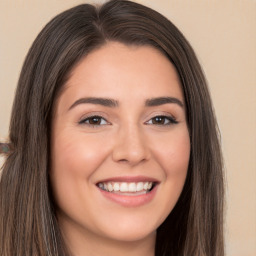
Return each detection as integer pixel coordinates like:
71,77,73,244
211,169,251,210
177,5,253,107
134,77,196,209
104,227,156,243
96,213,159,242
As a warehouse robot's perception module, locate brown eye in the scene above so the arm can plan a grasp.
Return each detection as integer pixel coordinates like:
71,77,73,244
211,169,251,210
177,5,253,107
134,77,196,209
147,115,178,125
79,116,108,126
88,117,102,125
152,116,166,125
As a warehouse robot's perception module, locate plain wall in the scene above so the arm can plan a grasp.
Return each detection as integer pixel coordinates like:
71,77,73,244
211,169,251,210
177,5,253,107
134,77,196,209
0,0,255,255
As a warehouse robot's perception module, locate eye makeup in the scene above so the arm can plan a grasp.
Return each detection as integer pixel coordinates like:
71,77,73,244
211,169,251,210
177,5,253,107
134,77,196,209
78,114,178,128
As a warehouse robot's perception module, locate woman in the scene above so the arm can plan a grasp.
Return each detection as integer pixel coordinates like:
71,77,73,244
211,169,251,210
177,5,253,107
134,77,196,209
0,0,224,255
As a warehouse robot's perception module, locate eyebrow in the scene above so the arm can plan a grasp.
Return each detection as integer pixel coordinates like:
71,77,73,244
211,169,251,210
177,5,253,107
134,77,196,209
68,96,184,111
145,97,184,107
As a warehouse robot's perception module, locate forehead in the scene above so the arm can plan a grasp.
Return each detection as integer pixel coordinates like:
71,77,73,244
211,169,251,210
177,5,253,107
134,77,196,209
60,42,184,105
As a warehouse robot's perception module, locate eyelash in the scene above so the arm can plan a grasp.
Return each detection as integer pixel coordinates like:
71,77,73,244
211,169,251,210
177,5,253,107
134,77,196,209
78,115,178,128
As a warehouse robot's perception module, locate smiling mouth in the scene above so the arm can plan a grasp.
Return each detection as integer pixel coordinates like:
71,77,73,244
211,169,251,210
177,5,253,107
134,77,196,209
96,181,156,195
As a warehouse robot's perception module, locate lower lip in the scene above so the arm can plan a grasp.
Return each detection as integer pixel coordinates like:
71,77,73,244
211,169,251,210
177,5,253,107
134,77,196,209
97,185,158,207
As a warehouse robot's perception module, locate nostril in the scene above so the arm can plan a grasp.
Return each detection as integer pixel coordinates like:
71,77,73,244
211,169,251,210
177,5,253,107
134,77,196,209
111,129,150,165
119,159,128,162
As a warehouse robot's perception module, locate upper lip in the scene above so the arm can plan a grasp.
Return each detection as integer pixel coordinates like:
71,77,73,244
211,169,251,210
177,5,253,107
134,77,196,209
96,175,160,184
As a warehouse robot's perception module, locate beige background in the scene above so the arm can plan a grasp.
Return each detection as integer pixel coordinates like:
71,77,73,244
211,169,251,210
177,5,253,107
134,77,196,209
0,0,255,255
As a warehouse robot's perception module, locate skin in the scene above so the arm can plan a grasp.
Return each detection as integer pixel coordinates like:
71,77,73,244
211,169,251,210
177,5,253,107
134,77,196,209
50,42,190,256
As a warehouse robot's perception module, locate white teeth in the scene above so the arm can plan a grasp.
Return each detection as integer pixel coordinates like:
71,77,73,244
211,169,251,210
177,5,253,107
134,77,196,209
128,182,137,192
136,182,144,192
107,183,113,192
143,182,149,190
98,181,154,193
113,183,120,191
120,182,128,192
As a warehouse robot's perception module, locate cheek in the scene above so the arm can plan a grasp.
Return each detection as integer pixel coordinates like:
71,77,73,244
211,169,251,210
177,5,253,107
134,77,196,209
51,131,109,178
151,128,190,196
50,130,111,209
157,128,190,174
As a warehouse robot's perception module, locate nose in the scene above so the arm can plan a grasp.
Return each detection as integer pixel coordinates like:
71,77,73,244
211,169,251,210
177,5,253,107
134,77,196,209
112,124,150,166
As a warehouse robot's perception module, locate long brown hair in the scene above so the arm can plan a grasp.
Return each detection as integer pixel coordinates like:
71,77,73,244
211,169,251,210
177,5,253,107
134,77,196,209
0,0,224,255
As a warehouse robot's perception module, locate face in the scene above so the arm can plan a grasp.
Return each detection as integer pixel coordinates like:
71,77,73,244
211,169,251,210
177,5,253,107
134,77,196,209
50,42,190,247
